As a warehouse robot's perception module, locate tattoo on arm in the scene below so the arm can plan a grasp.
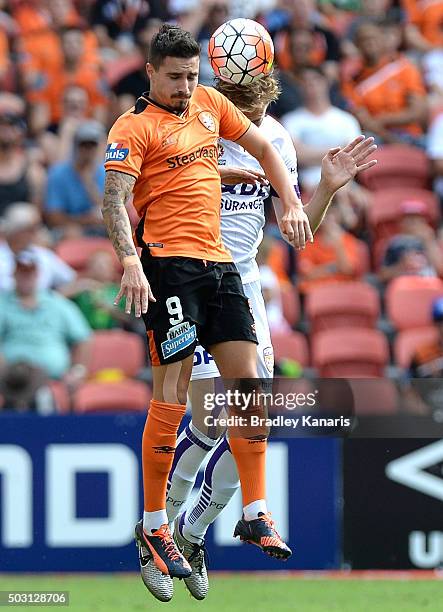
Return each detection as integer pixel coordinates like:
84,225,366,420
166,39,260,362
102,171,137,262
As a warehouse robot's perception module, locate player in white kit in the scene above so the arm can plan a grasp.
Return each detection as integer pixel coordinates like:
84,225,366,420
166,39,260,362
164,75,377,600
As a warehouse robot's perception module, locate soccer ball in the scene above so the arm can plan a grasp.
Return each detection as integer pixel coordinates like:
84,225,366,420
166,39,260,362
208,18,274,85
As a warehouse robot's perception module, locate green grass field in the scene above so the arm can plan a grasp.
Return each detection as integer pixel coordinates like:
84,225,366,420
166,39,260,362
0,575,442,612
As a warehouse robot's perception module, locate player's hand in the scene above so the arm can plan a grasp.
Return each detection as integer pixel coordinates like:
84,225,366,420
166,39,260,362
219,166,268,185
280,206,313,249
320,135,377,193
114,260,155,318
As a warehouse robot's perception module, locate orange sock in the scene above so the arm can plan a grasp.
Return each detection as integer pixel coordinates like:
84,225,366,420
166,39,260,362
142,399,186,512
229,437,267,506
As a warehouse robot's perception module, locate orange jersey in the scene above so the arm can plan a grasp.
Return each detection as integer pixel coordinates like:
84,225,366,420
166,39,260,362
104,85,251,261
26,62,108,124
342,55,426,135
402,0,443,46
297,232,361,294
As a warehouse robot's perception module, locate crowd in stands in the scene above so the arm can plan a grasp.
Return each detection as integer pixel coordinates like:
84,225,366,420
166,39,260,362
1,0,443,416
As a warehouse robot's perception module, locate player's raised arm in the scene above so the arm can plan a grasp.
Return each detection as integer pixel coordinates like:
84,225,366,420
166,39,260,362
236,124,313,249
305,135,377,233
101,170,155,317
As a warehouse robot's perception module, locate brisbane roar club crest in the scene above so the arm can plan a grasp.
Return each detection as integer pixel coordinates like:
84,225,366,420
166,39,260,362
198,111,216,132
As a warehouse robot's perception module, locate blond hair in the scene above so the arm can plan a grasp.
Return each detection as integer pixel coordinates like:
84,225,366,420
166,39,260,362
215,74,281,114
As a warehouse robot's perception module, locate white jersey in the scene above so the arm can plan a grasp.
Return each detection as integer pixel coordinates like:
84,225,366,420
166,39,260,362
219,115,299,284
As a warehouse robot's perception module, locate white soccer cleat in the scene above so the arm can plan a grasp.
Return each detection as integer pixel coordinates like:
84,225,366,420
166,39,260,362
136,538,174,602
174,515,209,600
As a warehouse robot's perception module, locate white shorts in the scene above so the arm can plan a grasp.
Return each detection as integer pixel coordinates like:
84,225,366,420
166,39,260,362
191,279,274,380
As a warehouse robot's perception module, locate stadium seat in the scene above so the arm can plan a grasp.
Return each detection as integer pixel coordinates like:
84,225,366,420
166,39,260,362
312,328,389,377
280,284,300,327
394,326,439,369
88,330,146,377
355,239,371,276
367,188,440,243
73,380,151,413
348,378,399,415
55,237,120,273
305,282,380,335
271,330,309,367
358,144,430,191
385,276,443,331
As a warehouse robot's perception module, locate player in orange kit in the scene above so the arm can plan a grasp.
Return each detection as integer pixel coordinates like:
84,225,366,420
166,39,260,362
102,23,313,601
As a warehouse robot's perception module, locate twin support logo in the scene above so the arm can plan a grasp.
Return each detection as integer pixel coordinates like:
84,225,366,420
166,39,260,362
105,143,129,161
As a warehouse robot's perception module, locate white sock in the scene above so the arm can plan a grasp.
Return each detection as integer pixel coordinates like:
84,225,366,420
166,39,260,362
243,499,267,521
166,423,217,523
181,437,239,544
143,509,168,533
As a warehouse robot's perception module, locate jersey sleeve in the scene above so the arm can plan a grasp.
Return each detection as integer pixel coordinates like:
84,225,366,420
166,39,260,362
204,86,251,142
270,122,300,197
104,113,148,178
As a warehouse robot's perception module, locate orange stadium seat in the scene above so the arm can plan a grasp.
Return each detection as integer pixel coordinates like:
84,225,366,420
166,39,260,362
312,328,389,377
55,237,120,273
88,330,145,377
271,330,309,367
385,276,443,330
355,239,371,276
348,379,399,415
358,144,431,191
394,326,439,369
73,380,151,413
367,188,440,243
280,284,300,327
305,282,380,335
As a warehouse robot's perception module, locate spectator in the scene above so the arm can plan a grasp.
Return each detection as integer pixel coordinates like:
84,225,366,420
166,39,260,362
281,65,367,229
45,120,106,235
379,238,437,284
402,0,443,53
427,111,443,203
297,208,362,294
270,28,346,118
0,94,46,214
26,26,108,134
91,0,151,51
112,19,161,114
70,250,129,330
0,202,76,292
379,200,443,282
345,0,400,46
39,85,91,164
263,0,341,82
404,296,443,415
17,0,100,98
0,362,54,413
342,21,427,145
0,250,91,381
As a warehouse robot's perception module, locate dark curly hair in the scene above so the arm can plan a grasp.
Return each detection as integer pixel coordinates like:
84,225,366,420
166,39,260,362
149,24,200,69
